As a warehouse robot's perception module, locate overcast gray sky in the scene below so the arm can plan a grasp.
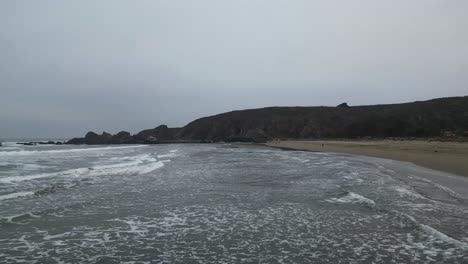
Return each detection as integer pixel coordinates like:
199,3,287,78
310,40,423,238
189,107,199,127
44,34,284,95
1,0,467,139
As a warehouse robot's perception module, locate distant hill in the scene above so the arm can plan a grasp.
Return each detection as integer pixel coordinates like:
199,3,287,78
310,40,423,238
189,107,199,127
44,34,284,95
67,96,468,144
176,96,468,142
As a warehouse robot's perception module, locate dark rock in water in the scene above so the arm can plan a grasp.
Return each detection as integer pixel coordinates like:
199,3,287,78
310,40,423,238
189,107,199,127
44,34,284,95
66,126,184,145
108,131,134,144
16,142,37,146
337,102,350,108
55,141,63,145
102,132,112,138
83,131,115,144
36,141,59,145
66,138,85,145
69,130,140,145
116,131,131,138
135,125,181,143
18,141,61,145
84,132,101,144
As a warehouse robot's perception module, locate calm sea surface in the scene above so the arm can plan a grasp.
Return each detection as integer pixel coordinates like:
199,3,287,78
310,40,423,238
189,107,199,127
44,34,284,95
0,142,467,263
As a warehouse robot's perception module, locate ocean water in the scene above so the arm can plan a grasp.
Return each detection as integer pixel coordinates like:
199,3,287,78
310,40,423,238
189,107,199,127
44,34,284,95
0,142,467,263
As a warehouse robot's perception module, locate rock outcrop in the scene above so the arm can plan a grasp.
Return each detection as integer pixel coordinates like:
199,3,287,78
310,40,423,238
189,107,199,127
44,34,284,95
66,137,85,144
337,102,349,108
66,126,182,145
84,132,111,144
134,125,181,142
108,131,134,144
16,141,66,146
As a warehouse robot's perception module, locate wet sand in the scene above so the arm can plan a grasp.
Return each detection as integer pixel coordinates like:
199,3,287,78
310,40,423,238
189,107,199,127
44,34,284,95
265,140,468,178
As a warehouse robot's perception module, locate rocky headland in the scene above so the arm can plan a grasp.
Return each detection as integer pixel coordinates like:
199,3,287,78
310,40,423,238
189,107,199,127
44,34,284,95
66,96,468,145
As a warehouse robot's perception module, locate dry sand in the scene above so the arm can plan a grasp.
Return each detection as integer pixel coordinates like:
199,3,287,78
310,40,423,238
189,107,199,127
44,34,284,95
265,140,468,178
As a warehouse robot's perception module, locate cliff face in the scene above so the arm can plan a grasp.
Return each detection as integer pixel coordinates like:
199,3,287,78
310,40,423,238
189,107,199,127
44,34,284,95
67,96,468,144
176,96,468,142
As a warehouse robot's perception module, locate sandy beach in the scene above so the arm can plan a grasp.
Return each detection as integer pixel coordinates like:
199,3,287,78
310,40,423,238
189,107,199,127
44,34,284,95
265,140,468,178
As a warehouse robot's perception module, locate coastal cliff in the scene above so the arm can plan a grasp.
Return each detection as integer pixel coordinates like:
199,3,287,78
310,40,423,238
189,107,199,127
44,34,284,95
67,96,468,144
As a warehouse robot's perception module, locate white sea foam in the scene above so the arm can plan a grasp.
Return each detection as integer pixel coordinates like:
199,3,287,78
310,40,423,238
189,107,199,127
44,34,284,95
0,212,40,223
0,145,148,157
94,154,157,169
0,154,164,183
396,209,468,250
137,161,165,174
432,182,464,199
342,172,364,183
391,209,468,250
115,218,150,235
407,174,465,200
22,164,52,170
0,162,51,171
394,187,426,199
157,153,178,159
326,192,376,207
392,210,418,224
420,224,468,250
0,191,34,201
0,146,21,150
43,232,73,241
289,156,310,163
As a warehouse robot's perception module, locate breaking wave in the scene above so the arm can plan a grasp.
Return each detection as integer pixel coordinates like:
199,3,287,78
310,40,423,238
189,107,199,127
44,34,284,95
0,154,164,184
326,192,376,207
392,209,468,250
0,145,148,157
0,191,35,201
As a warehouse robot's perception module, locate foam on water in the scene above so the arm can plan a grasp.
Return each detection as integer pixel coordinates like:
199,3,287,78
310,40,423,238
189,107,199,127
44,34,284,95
0,154,164,183
407,173,465,200
0,191,34,201
0,145,148,157
0,212,40,224
394,186,427,199
342,172,364,184
157,153,178,159
0,146,21,151
1,144,468,263
392,209,468,252
0,162,52,172
5,203,464,263
326,192,376,207
420,224,468,250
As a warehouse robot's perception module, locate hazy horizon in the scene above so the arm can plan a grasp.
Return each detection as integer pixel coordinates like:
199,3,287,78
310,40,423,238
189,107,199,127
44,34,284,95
2,0,468,138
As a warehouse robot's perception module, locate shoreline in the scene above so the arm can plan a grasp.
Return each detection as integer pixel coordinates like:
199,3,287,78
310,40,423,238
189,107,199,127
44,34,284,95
265,140,468,178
